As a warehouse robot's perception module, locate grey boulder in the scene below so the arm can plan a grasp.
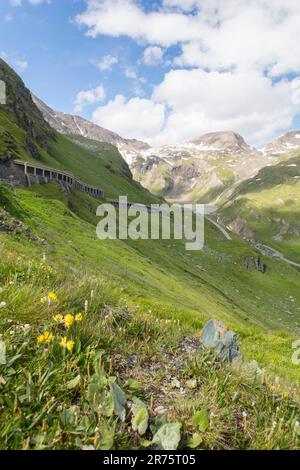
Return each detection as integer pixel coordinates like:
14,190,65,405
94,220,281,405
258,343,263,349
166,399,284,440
199,319,240,362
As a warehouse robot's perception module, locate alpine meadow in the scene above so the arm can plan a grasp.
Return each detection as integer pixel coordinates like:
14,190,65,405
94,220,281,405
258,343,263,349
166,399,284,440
0,0,300,456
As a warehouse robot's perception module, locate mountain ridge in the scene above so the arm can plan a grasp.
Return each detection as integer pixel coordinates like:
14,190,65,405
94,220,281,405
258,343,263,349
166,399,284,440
32,95,300,203
32,94,151,165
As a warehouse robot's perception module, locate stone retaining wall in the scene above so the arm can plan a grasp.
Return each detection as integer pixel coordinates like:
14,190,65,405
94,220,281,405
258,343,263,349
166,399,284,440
0,159,104,199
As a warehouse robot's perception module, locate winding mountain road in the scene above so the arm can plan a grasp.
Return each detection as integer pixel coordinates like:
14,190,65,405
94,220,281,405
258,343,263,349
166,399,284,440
254,243,300,268
206,216,232,240
205,214,300,268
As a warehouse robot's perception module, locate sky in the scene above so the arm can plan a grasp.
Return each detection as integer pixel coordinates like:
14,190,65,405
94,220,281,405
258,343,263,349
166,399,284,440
1,0,300,148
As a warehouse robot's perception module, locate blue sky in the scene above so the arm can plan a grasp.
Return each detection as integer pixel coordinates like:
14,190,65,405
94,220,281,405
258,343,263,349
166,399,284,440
1,0,300,147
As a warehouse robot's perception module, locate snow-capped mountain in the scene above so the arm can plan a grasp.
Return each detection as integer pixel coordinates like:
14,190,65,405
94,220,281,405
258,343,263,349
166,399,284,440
261,130,300,156
33,95,300,203
128,131,274,203
32,95,150,163
189,131,256,154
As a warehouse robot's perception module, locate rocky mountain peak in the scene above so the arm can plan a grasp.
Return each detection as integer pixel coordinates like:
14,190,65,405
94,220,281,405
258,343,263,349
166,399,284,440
262,130,300,156
32,95,151,164
189,131,254,154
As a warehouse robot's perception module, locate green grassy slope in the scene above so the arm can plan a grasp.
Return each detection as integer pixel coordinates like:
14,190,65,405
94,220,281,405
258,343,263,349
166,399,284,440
0,58,160,204
220,153,300,262
0,108,159,204
0,59,54,158
1,182,300,386
0,260,299,450
1,59,300,449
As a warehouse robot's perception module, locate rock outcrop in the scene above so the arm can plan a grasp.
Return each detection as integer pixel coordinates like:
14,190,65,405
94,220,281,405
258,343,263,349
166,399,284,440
199,319,240,362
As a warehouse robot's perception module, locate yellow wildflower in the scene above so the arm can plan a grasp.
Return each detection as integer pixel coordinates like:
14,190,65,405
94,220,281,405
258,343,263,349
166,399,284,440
37,331,54,344
40,296,48,304
75,313,83,322
48,292,58,302
64,314,74,329
44,332,54,343
53,314,63,323
66,340,75,352
60,336,68,348
197,330,203,337
59,336,75,352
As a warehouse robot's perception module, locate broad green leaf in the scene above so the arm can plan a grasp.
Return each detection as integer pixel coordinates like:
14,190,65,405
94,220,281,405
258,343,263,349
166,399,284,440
60,406,78,429
150,414,168,435
125,378,141,392
0,341,6,365
132,397,149,436
109,381,126,421
192,409,209,432
101,390,114,417
87,381,114,417
140,439,152,448
98,426,115,450
187,433,203,449
87,382,100,409
152,422,181,450
66,374,81,390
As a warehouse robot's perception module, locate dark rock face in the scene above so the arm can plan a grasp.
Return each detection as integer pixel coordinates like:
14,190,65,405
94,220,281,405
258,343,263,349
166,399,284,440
0,58,55,156
0,207,40,242
0,160,27,185
243,256,266,273
171,165,200,179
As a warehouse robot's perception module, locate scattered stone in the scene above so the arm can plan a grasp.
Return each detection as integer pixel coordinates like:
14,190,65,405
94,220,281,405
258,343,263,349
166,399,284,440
128,355,138,367
243,256,266,273
199,319,241,362
154,406,168,416
0,208,41,242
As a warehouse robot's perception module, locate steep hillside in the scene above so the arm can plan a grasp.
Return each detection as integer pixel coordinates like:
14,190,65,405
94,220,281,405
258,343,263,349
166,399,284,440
32,94,150,164
0,59,158,204
1,63,300,451
0,198,300,452
219,152,300,262
2,180,300,378
0,59,54,158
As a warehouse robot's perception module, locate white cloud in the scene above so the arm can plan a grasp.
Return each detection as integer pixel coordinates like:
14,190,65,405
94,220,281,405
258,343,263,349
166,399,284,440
97,54,118,71
123,66,138,80
150,68,300,146
10,0,51,5
29,0,51,4
76,0,202,47
123,66,147,86
14,59,28,71
74,84,106,113
76,1,300,146
4,14,13,22
143,46,164,66
92,95,165,140
0,51,28,71
77,0,300,75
